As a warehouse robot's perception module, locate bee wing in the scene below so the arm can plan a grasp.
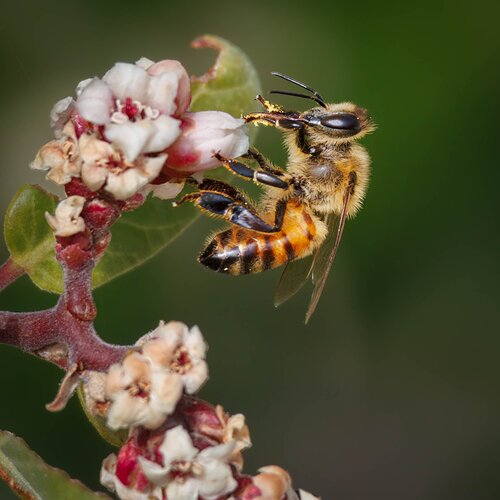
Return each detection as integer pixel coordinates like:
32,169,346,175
305,188,351,324
274,254,313,307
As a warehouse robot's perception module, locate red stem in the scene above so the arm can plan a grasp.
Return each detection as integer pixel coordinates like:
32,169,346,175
0,258,25,291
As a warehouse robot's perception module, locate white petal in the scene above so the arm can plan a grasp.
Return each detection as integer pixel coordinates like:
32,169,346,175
156,321,185,350
146,180,184,200
198,441,235,463
141,154,167,179
184,325,207,360
105,120,153,162
147,71,178,115
158,426,198,469
186,111,246,130
103,62,149,102
105,167,148,200
150,371,183,415
299,489,321,500
76,78,94,96
81,164,107,191
138,457,170,486
50,96,75,138
135,57,155,70
182,361,208,394
143,115,181,153
198,461,237,500
76,78,113,125
166,478,199,500
106,392,148,430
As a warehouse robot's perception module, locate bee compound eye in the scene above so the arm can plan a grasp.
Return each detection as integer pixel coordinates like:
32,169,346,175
320,113,360,132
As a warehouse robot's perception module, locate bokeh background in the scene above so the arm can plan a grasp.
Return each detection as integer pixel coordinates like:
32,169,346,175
1,0,499,498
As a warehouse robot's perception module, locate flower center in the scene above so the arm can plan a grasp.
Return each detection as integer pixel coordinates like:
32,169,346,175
128,380,151,399
170,460,204,482
170,346,192,374
111,97,160,124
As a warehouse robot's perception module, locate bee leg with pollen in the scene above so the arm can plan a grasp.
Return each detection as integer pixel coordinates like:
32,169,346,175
174,179,285,233
214,152,289,190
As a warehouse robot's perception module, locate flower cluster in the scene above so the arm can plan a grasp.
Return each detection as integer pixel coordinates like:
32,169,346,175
100,398,319,500
32,57,248,202
85,321,320,500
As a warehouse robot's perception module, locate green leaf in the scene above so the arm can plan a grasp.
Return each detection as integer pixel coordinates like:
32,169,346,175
190,34,262,119
92,197,197,288
5,36,261,293
4,185,63,293
0,430,109,499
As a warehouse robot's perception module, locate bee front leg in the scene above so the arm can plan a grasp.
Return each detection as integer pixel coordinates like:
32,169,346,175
244,100,305,131
296,128,325,156
174,179,284,233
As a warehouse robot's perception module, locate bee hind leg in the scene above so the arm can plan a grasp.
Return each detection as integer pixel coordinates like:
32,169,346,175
174,179,285,233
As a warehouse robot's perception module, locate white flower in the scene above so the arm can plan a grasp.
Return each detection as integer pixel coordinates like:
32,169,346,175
78,133,167,200
141,321,208,394
104,322,208,431
166,111,249,172
45,196,86,237
105,351,183,430
140,425,237,500
75,60,186,163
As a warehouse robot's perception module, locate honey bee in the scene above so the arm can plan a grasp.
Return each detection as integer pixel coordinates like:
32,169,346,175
175,73,375,322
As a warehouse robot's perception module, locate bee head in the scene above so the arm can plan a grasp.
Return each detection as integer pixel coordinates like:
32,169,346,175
269,73,374,142
302,103,374,141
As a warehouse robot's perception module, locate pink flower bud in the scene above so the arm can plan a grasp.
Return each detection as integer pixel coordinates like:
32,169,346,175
166,111,249,173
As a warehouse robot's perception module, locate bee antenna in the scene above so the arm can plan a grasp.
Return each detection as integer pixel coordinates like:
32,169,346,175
269,90,327,108
271,72,326,108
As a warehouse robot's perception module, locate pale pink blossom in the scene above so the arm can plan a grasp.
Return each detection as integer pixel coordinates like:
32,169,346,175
141,321,208,394
166,111,249,172
45,196,86,237
105,351,182,430
74,60,186,163
139,425,237,500
78,133,167,200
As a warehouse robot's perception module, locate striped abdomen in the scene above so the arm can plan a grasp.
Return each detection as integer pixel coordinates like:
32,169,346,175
199,201,318,275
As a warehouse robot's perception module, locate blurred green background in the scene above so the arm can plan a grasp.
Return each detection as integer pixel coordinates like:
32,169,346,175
1,0,499,498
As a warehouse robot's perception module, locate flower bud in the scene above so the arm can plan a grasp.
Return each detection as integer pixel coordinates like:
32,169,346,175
166,111,249,172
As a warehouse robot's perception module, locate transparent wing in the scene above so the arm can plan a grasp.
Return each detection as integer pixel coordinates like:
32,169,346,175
311,213,338,285
305,188,351,324
274,254,313,307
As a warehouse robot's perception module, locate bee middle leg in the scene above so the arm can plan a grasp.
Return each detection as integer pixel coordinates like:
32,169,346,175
174,178,286,233
214,152,289,190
